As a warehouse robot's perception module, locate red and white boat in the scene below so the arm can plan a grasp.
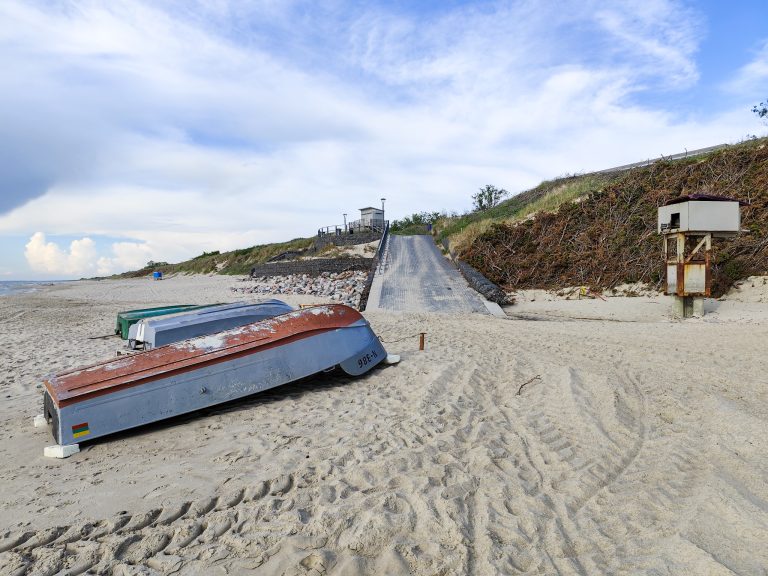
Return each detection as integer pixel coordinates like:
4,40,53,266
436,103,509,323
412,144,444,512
42,305,389,449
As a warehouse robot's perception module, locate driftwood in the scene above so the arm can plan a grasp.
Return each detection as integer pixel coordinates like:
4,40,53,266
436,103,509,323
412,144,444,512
517,375,541,396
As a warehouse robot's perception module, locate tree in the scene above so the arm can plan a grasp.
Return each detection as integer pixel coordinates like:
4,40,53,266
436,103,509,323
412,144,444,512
753,99,768,122
472,185,508,211
390,211,444,233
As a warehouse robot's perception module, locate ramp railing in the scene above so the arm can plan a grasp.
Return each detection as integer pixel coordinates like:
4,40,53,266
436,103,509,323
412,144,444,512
358,221,390,311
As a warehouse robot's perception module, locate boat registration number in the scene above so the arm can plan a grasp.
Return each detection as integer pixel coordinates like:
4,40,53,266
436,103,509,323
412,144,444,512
357,349,379,368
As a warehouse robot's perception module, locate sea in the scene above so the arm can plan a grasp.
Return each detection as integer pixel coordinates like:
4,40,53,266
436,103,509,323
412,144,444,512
0,280,66,296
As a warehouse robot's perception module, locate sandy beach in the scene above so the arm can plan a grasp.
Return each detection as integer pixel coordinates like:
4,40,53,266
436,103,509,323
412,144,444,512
1,275,767,574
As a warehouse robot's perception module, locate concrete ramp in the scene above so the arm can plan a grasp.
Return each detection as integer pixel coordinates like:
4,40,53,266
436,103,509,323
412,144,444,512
366,235,489,314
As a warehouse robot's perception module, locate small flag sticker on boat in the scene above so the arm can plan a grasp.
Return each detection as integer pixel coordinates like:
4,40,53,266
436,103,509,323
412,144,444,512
72,422,90,439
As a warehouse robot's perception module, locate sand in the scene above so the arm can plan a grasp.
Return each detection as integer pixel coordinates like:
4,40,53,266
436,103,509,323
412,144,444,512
1,275,767,574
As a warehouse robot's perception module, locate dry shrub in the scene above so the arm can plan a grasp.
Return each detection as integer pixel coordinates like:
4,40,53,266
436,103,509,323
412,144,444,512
460,141,768,298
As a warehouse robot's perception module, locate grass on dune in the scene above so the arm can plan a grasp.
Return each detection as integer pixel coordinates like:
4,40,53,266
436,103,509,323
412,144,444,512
116,237,314,278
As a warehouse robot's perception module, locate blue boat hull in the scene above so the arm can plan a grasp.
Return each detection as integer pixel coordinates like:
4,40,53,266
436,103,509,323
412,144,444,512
44,306,387,446
128,300,294,349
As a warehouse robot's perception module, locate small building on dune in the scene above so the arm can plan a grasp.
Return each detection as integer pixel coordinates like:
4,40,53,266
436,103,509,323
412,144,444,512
358,207,385,230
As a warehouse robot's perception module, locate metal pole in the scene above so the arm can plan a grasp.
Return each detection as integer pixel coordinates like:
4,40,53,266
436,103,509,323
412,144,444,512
381,197,386,220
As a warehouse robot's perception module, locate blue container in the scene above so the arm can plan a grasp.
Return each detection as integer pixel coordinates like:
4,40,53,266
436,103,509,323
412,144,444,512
153,271,163,280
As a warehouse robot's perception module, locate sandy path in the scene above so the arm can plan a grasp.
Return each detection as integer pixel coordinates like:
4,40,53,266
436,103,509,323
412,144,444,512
0,277,767,574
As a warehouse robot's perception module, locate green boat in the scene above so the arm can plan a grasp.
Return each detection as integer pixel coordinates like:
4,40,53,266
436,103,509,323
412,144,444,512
114,304,227,339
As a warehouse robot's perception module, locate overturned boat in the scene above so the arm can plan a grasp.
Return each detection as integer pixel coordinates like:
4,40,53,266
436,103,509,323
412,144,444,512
43,305,388,447
115,304,226,339
127,300,294,350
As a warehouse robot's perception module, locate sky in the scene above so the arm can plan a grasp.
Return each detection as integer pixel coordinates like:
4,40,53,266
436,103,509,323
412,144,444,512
0,0,766,280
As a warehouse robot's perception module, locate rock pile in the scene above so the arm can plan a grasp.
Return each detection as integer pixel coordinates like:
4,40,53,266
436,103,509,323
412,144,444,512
232,270,369,308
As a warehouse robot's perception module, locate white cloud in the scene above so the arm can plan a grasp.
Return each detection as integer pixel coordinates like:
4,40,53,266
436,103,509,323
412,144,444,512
24,232,164,277
593,0,702,88
0,1,764,278
25,232,98,276
725,39,768,94
97,242,156,276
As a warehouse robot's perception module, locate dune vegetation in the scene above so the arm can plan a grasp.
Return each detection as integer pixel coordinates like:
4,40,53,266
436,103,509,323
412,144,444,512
116,237,314,278
441,137,768,297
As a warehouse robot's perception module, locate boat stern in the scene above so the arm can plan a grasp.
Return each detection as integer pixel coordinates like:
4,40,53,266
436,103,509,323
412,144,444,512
338,319,388,376
42,387,61,445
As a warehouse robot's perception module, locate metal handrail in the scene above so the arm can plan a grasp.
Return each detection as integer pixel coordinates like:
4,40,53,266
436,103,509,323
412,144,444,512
595,144,730,174
317,225,344,236
359,221,390,311
318,220,389,237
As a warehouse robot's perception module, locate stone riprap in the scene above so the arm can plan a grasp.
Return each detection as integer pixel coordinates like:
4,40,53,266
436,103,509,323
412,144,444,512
455,259,512,305
249,258,372,278
232,270,369,308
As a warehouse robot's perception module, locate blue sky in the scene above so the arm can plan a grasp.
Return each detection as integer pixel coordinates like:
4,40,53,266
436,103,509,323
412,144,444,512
0,0,766,279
